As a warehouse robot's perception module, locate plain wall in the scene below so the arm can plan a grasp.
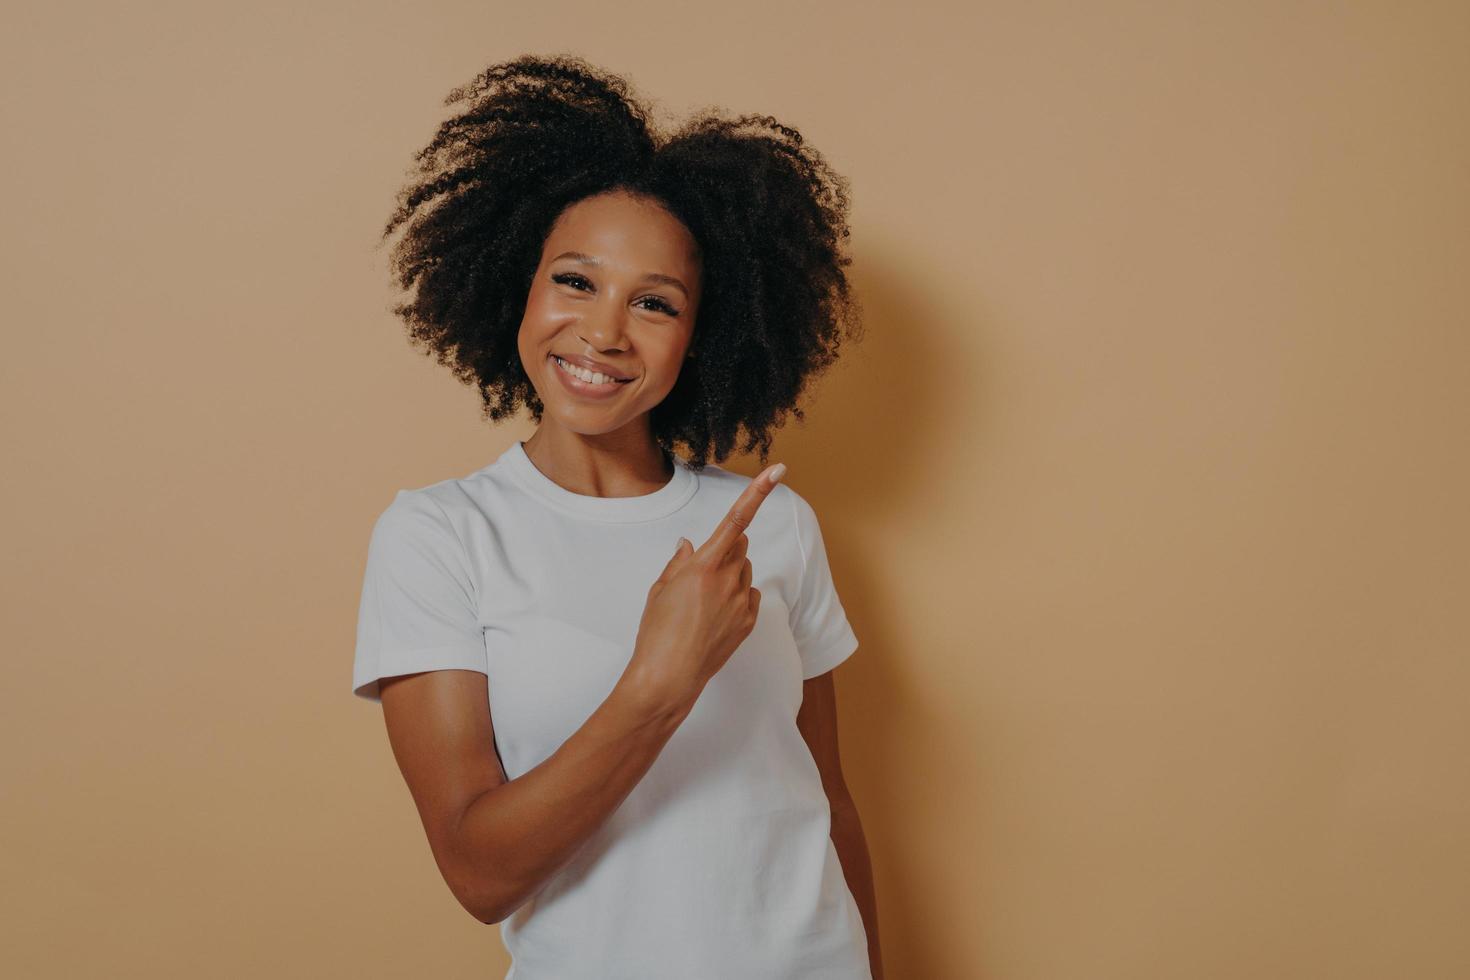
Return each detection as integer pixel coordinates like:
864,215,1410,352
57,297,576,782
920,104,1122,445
2,1,1466,977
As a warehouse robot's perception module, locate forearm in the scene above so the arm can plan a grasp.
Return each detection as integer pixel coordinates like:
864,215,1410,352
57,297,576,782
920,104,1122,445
830,800,884,980
453,669,693,923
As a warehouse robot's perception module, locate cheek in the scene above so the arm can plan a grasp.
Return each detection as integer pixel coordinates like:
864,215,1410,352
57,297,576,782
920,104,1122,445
648,348,690,391
520,290,552,327
517,295,559,349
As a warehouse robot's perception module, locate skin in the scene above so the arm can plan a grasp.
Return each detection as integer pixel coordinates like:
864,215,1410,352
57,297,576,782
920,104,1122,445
800,671,885,979
377,188,883,977
515,188,702,496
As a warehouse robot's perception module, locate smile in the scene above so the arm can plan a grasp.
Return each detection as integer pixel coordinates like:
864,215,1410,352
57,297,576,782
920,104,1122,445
549,353,633,399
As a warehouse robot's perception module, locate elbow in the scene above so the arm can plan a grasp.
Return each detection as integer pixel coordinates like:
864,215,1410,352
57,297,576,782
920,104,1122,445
439,805,515,925
439,799,538,926
458,862,518,925
453,877,510,926
465,875,541,926
474,905,507,927
453,864,535,926
440,853,514,926
472,887,535,926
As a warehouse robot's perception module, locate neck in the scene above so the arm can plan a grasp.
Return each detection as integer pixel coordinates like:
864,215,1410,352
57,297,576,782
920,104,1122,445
521,424,672,499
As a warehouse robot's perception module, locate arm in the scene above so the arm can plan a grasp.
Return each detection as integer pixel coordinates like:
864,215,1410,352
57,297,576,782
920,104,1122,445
379,663,692,925
797,667,884,980
829,790,883,980
372,465,787,926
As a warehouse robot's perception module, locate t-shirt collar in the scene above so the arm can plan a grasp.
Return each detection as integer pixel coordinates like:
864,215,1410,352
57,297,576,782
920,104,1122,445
502,440,698,523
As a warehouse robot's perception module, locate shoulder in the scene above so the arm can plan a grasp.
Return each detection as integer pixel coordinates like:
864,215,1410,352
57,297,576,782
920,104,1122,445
377,455,514,527
360,482,483,596
366,474,485,558
373,481,455,530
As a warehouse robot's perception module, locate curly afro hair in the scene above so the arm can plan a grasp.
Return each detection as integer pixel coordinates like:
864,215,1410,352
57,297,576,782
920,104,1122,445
379,53,862,472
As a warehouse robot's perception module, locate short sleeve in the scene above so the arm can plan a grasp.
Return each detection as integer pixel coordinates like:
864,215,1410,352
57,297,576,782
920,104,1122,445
351,490,488,702
787,487,860,679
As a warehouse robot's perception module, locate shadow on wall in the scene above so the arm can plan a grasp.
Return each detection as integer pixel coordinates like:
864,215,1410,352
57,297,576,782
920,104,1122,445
746,237,994,978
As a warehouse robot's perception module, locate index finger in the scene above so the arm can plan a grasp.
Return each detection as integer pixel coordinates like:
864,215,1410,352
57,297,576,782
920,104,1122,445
697,462,787,560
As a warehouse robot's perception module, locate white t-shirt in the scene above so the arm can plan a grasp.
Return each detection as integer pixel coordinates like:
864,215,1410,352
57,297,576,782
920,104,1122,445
352,440,870,980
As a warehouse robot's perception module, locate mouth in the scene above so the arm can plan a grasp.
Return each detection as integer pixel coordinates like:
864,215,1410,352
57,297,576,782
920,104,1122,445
548,353,635,396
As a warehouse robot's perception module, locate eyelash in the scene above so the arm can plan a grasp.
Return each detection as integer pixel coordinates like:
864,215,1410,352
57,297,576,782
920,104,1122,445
551,272,680,316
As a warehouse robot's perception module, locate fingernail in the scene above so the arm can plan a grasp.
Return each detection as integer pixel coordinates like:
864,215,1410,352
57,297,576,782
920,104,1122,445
674,537,687,554
769,463,787,485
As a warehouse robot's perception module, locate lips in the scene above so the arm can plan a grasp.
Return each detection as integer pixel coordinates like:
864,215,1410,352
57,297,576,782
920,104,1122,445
547,355,635,402
551,353,634,383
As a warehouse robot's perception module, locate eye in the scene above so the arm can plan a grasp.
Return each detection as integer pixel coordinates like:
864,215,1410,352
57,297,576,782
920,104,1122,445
551,272,591,291
551,272,680,316
638,296,681,316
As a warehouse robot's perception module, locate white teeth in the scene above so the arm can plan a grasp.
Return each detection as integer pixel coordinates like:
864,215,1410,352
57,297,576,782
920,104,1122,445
554,356,625,385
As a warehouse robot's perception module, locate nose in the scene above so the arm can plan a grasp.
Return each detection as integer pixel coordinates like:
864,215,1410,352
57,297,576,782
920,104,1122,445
575,299,631,352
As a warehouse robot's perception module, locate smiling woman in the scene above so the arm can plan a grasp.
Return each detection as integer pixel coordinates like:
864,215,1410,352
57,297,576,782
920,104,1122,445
355,53,880,980
518,190,702,428
377,53,862,473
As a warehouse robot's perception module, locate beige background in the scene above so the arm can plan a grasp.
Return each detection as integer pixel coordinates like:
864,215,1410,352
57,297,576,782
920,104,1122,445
3,2,1467,977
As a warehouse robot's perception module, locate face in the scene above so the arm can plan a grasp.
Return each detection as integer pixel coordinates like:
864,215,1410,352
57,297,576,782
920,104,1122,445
518,189,702,439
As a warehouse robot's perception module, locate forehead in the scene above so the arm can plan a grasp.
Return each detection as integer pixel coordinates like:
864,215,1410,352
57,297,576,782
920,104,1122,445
543,192,701,281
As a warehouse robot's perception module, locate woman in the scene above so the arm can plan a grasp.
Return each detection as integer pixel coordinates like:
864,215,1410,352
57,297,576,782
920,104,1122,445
352,54,881,979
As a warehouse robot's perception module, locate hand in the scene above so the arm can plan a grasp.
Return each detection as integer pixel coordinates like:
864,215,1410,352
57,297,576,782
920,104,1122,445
624,461,788,712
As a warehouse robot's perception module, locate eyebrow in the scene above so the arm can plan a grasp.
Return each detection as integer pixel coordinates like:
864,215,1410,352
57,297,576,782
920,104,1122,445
552,251,690,299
